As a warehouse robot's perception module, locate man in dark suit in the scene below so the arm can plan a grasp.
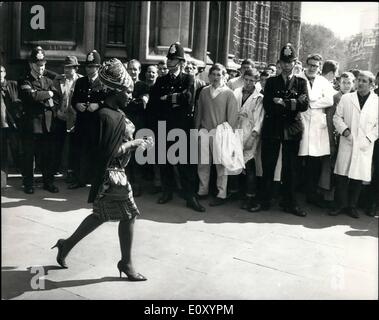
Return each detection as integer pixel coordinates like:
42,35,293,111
1,65,23,179
69,50,107,189
148,42,204,212
261,43,309,216
18,46,59,194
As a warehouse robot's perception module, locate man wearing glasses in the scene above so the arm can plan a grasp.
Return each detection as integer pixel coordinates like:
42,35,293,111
298,54,336,207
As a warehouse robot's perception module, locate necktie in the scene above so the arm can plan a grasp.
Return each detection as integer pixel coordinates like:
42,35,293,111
284,76,290,89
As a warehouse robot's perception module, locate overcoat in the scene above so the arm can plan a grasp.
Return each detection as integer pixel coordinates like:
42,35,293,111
298,74,336,156
333,91,379,182
234,86,264,163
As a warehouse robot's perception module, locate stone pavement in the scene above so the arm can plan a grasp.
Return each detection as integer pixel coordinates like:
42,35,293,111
1,177,378,300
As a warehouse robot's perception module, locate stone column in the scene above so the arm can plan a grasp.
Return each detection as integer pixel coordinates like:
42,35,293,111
289,2,302,56
219,1,232,66
192,1,209,63
267,3,282,63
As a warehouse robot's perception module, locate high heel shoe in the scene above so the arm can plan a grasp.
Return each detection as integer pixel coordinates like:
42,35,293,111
117,261,147,281
51,239,69,269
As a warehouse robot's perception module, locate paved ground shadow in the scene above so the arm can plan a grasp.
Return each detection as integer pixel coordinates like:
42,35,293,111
1,266,129,300
3,178,378,238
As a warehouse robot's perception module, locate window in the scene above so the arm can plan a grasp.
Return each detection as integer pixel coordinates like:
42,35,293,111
107,2,126,45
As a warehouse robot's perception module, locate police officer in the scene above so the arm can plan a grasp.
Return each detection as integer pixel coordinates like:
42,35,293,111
260,43,309,216
148,42,204,212
69,50,107,189
19,46,59,194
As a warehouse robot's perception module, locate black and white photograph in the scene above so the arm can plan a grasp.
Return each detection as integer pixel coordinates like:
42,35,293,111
1,1,378,304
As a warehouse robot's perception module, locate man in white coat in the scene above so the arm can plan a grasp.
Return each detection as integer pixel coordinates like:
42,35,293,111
298,55,337,205
331,71,378,218
234,68,264,212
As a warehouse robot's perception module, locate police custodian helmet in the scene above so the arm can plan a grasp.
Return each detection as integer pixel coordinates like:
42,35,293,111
84,50,101,67
29,46,46,63
166,42,186,61
279,43,297,63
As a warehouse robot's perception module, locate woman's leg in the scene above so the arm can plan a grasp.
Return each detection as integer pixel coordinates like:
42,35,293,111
64,214,103,252
118,217,136,272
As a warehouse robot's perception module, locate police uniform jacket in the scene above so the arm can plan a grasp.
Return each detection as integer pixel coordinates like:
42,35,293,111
148,71,195,131
71,76,107,142
261,74,309,141
19,73,57,134
121,80,149,131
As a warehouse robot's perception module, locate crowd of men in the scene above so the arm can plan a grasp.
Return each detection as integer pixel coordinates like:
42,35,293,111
1,42,378,219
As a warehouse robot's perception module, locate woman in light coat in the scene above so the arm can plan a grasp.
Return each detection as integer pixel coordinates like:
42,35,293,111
332,71,378,218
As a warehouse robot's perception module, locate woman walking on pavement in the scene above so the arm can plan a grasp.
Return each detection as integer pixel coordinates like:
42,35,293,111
52,58,153,281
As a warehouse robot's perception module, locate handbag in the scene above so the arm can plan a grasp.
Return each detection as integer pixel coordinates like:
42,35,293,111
98,158,130,200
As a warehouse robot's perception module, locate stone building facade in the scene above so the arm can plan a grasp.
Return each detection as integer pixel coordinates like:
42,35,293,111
0,1,301,79
345,23,379,72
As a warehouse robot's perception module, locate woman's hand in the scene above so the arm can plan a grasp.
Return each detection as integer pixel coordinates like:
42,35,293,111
133,137,154,150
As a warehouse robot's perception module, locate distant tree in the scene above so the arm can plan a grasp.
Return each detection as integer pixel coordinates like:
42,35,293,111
299,23,348,71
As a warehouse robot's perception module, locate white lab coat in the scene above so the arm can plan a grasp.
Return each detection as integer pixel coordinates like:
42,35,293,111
333,91,379,182
298,74,336,156
234,87,264,163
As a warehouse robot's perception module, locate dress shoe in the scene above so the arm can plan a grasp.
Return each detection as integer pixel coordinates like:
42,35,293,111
68,182,86,189
186,197,205,212
284,206,307,217
43,184,59,193
209,197,227,207
51,239,69,268
328,207,345,216
117,261,147,281
347,207,360,219
248,197,261,212
157,192,173,204
24,186,34,194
